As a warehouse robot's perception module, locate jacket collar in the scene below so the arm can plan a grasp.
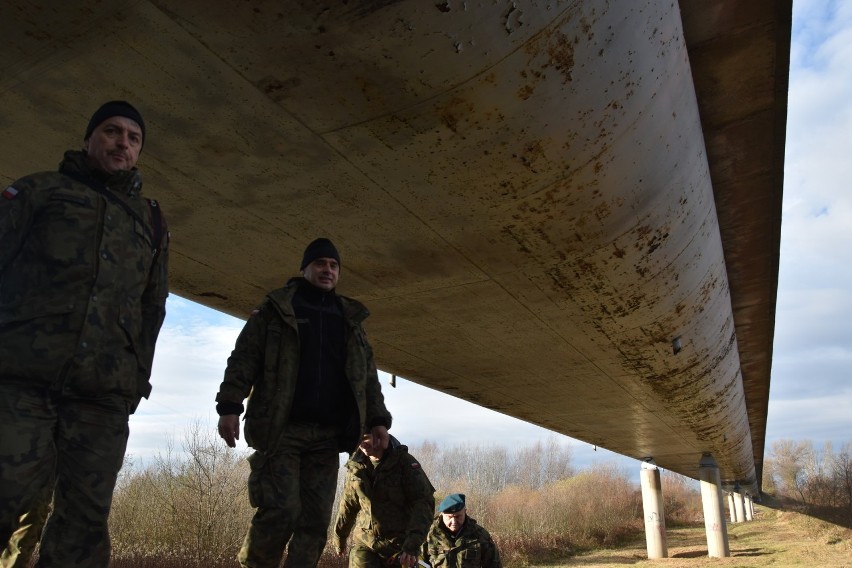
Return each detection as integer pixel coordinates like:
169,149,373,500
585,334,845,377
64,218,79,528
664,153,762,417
267,277,370,323
59,150,143,196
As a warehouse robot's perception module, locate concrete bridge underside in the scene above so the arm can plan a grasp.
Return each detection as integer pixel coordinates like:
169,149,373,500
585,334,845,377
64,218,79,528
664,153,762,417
0,0,789,492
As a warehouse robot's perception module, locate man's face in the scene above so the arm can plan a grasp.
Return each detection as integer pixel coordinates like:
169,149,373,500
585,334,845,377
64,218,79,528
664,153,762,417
302,257,340,291
441,509,466,533
358,434,384,460
84,116,143,173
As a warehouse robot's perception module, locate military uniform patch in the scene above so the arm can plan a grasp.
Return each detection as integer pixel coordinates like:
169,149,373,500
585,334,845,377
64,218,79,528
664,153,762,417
2,186,20,199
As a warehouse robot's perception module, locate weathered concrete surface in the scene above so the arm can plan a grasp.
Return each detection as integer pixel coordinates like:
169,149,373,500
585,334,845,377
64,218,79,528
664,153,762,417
0,0,788,491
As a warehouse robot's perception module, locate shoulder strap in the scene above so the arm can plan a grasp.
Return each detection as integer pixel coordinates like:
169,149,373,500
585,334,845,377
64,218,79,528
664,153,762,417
146,198,166,257
262,312,284,454
62,169,152,241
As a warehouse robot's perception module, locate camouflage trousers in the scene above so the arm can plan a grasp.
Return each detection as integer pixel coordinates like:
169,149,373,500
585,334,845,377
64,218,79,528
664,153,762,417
0,382,129,568
347,543,404,568
0,489,52,567
238,422,341,568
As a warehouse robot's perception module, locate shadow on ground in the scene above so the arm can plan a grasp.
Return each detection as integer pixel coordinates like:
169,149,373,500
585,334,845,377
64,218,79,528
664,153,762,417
758,493,852,529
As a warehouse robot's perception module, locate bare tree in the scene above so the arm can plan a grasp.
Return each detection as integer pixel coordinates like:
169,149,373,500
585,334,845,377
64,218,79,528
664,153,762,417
830,442,852,521
110,420,252,566
770,439,816,506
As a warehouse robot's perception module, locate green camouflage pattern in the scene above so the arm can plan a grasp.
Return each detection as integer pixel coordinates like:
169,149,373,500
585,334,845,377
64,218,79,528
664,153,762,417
237,423,340,568
0,150,169,405
423,516,502,568
218,279,392,567
215,278,392,454
0,149,168,567
346,542,394,567
0,384,130,567
0,489,51,567
334,441,435,559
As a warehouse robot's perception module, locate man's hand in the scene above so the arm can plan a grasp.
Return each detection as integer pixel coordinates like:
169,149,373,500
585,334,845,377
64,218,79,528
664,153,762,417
371,425,389,451
218,414,240,447
397,552,418,567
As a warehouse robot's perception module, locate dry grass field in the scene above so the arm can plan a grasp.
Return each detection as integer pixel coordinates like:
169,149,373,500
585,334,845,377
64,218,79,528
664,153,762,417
535,506,852,567
97,502,851,567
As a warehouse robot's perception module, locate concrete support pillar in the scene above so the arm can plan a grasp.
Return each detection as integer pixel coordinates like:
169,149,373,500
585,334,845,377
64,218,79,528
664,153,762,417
698,454,730,558
750,495,756,519
640,460,668,559
733,488,746,523
744,495,754,521
727,492,738,522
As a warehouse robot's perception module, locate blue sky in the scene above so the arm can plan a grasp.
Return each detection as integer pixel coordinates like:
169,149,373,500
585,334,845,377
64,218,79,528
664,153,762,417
128,1,852,471
767,0,852,446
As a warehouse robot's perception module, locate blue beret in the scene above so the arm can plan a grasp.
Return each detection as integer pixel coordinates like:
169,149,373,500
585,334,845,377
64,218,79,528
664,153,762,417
438,493,465,513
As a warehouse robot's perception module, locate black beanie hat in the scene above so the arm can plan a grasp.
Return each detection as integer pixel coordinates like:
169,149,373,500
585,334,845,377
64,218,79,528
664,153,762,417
85,100,146,147
301,238,341,270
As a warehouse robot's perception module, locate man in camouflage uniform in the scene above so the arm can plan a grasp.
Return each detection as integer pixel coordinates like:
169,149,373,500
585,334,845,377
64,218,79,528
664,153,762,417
423,494,502,568
0,100,170,567
216,237,392,568
334,434,435,567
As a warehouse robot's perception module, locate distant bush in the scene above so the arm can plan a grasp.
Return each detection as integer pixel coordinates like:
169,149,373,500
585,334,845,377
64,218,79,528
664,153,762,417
109,421,253,567
484,464,643,564
763,440,852,526
661,470,704,525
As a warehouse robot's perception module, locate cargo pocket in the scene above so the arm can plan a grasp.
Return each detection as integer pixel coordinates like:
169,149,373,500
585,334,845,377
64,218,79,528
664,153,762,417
461,547,481,567
246,450,270,508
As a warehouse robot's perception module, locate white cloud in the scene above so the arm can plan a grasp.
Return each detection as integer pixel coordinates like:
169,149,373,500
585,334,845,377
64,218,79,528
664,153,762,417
128,297,244,463
765,1,852,450
784,1,852,281
766,394,852,446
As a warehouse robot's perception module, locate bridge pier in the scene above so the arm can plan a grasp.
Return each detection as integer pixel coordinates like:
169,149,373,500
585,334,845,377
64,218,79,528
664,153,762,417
744,494,754,521
727,492,738,522
698,454,730,558
733,486,746,523
639,460,668,559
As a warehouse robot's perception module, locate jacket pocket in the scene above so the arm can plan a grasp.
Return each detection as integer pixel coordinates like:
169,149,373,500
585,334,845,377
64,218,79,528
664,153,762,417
118,304,143,368
51,190,91,207
0,301,75,326
461,546,481,567
0,304,76,383
244,394,271,451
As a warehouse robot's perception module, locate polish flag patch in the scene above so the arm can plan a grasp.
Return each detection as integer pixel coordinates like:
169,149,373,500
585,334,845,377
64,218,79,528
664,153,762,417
2,186,20,199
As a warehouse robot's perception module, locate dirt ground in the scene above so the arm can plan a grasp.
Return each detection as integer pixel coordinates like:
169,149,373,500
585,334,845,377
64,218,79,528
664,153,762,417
530,506,852,567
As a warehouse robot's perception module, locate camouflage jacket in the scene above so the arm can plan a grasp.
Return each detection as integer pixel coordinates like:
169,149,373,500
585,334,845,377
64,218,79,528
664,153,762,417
215,277,392,453
423,516,502,568
0,150,169,407
334,439,435,557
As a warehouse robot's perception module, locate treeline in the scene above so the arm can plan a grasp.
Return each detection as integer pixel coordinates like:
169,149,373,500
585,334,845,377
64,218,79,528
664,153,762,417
762,439,852,524
99,432,852,567
104,422,704,567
